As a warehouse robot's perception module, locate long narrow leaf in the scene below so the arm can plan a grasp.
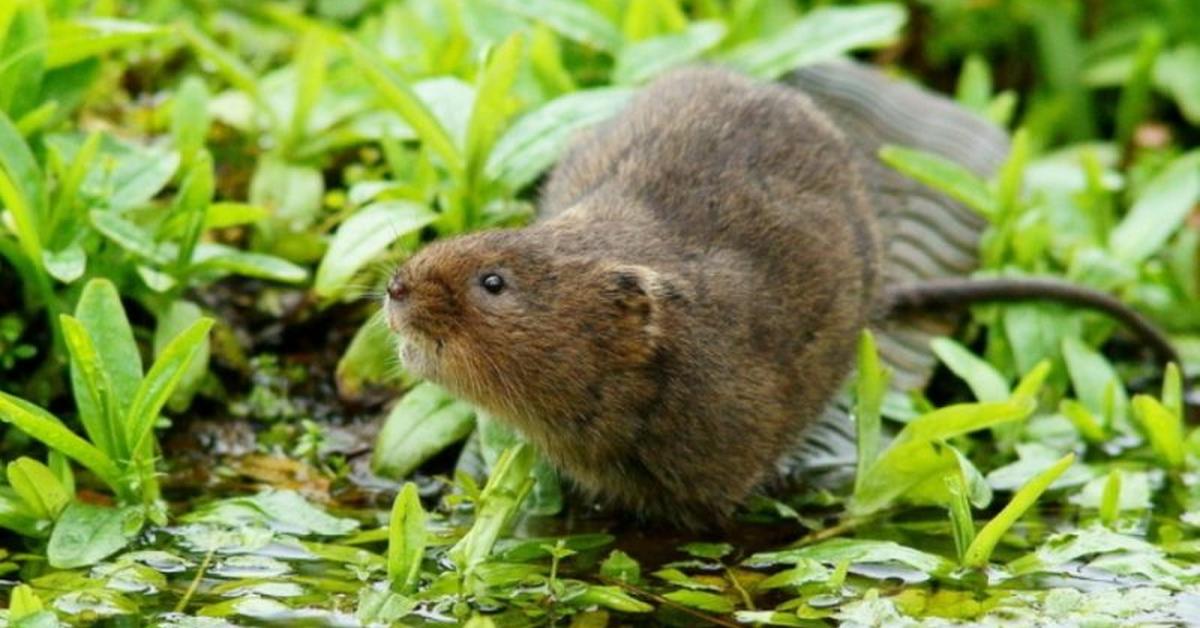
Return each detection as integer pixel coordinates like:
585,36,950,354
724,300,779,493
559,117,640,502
0,111,44,260
125,318,214,454
342,35,462,174
963,452,1075,567
854,330,888,494
0,392,122,491
387,482,426,593
60,315,124,460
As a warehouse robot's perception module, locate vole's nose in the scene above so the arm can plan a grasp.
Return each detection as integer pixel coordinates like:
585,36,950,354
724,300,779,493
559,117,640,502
386,274,408,301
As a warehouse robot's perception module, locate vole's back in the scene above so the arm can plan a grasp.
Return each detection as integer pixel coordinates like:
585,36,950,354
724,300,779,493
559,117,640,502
533,68,884,520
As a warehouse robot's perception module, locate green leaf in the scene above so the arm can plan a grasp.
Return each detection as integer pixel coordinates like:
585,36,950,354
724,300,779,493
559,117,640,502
854,330,888,494
47,502,143,569
183,489,359,536
337,314,403,398
314,201,437,298
487,0,621,52
371,382,477,479
60,315,123,460
0,110,46,261
576,585,653,613
465,32,524,193
755,558,831,590
955,54,992,113
342,35,462,173
486,87,633,190
73,278,144,417
1109,151,1200,264
1100,469,1121,526
680,542,733,560
0,1,47,119
170,75,210,178
599,549,641,584
1062,336,1128,430
0,488,45,537
721,4,906,80
745,538,953,576
1132,395,1185,469
124,318,213,455
205,202,267,229
1114,27,1163,151
248,156,324,230
613,20,726,85
449,444,535,571
46,133,179,210
1162,362,1183,420
387,482,426,593
41,244,85,283
879,144,996,217
931,337,1010,402
178,22,266,122
662,590,734,614
963,452,1075,567
0,392,122,491
7,457,69,520
8,584,44,621
190,243,309,284
174,150,214,272
45,18,163,69
944,473,976,563
89,210,173,265
853,400,1034,514
289,27,326,149
153,300,210,412
1059,399,1107,443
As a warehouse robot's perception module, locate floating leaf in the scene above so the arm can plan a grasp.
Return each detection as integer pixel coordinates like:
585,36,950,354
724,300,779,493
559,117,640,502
47,502,143,569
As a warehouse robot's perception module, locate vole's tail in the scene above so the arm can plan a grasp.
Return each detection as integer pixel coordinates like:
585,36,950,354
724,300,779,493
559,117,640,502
884,277,1180,367
775,60,1008,485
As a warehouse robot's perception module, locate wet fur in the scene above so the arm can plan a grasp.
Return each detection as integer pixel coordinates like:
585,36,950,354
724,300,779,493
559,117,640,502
388,67,881,526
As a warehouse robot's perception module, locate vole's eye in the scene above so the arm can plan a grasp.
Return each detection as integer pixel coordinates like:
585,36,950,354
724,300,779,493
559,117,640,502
480,273,505,294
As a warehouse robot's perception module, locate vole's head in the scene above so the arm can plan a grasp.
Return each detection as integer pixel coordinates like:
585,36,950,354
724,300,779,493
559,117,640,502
384,228,671,421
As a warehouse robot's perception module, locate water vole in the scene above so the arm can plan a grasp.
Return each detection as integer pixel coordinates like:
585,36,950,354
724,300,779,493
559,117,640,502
384,64,1176,525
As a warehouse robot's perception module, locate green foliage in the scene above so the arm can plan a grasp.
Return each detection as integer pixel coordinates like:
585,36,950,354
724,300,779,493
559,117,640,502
0,278,211,533
1,0,1199,624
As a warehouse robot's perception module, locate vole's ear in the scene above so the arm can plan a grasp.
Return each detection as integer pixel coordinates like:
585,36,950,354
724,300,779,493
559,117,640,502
603,265,666,343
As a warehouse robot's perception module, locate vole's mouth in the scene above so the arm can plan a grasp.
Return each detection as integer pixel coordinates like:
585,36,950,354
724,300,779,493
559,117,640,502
396,326,444,380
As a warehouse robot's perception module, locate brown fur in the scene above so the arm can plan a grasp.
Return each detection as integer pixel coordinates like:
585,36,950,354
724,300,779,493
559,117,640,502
385,67,881,526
